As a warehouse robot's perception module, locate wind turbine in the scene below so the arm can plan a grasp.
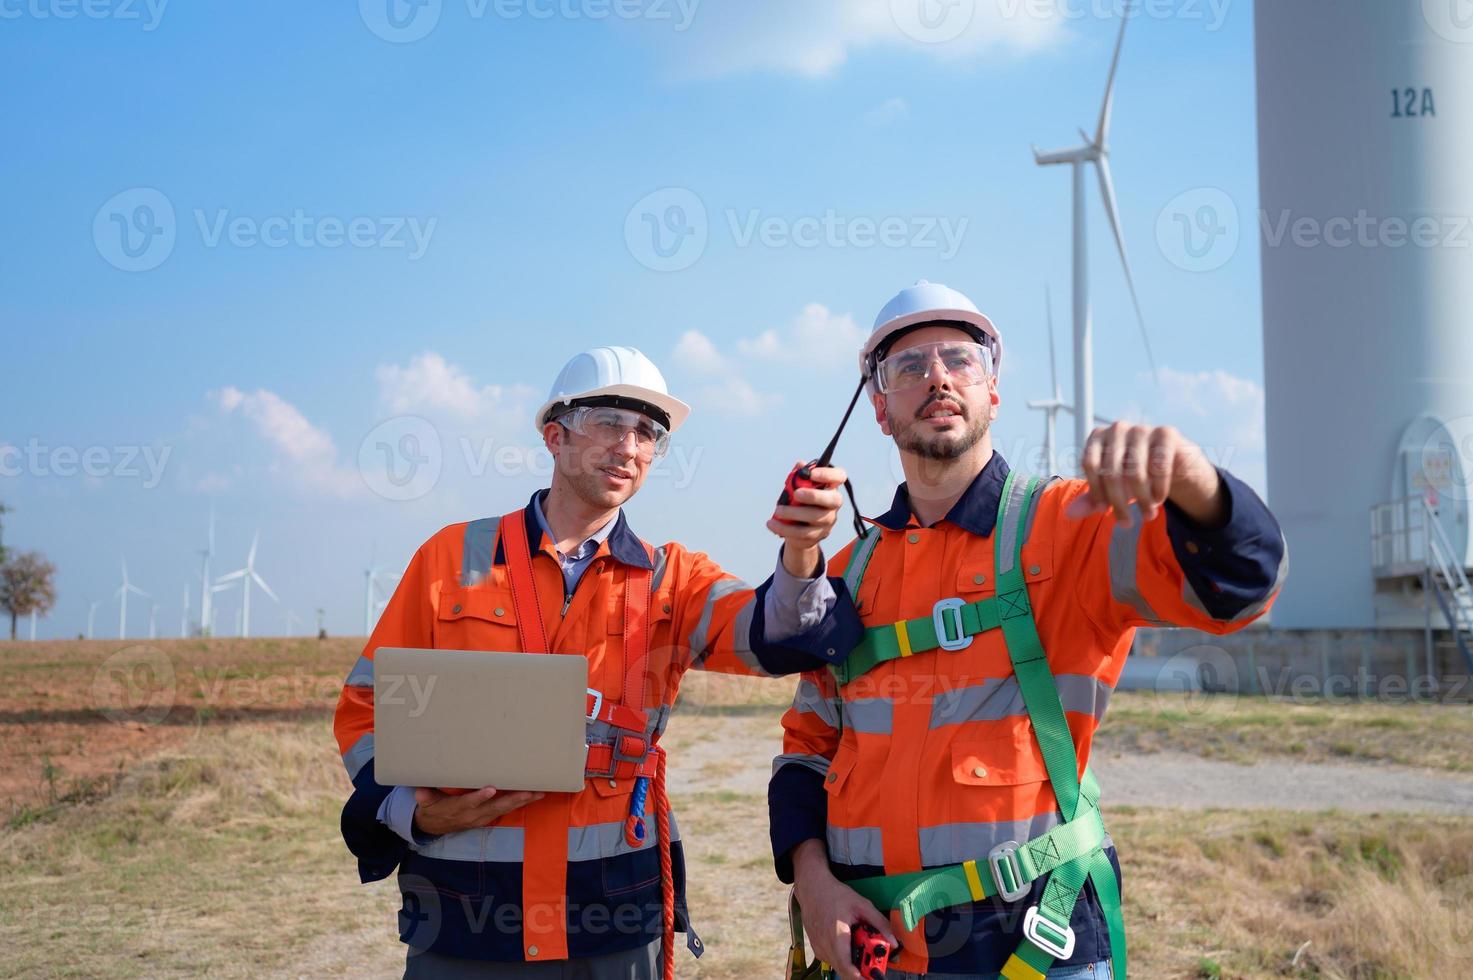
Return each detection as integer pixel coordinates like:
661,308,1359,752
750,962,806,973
116,559,151,639
29,609,37,641
215,531,277,638
1027,286,1068,475
148,601,158,640
87,600,100,640
197,507,218,637
181,583,191,638
364,547,400,635
1032,9,1157,463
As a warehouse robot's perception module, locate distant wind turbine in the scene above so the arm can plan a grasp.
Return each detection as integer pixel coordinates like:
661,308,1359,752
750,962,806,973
87,600,101,640
1032,9,1157,463
216,531,277,638
116,559,151,639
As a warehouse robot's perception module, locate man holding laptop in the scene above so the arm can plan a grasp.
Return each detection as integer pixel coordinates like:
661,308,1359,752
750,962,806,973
334,346,862,978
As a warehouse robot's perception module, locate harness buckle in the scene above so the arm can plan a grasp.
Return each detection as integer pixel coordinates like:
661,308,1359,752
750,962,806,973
1022,905,1076,960
932,597,972,652
987,840,1029,902
586,688,604,722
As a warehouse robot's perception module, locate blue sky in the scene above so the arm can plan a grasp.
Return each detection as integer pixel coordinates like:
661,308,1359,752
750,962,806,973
1,0,1266,639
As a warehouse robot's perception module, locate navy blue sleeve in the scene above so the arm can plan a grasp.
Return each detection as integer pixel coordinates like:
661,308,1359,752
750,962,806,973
769,764,829,884
1163,467,1287,621
748,576,864,674
340,758,408,883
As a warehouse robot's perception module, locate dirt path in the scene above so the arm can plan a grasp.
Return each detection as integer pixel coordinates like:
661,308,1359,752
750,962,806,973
664,713,1473,815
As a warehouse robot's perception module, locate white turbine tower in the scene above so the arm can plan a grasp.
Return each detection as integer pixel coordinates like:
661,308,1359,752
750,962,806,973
148,601,158,640
216,532,277,638
29,609,37,641
180,583,191,638
197,506,218,637
1032,11,1156,463
1028,286,1068,475
87,600,100,640
364,548,400,635
116,559,151,639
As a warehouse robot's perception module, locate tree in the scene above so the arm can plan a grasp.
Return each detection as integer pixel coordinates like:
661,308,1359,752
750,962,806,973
0,551,57,641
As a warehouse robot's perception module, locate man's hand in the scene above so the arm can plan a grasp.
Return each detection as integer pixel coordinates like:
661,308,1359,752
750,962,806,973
411,785,544,837
769,464,849,579
1065,422,1226,527
792,839,898,980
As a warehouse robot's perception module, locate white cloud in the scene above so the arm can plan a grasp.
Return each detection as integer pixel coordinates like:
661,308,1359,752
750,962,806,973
691,377,784,418
210,386,361,497
671,329,730,375
644,1,1064,80
863,96,909,126
738,302,868,365
376,351,535,422
1155,367,1265,448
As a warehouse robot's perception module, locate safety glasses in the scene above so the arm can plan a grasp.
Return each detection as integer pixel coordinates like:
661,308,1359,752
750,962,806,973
557,406,671,458
875,340,994,393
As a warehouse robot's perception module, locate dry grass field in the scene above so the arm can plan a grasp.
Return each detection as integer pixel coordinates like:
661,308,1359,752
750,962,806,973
2,640,1471,978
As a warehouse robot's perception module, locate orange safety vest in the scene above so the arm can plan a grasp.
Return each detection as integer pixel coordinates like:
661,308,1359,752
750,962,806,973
776,462,1285,975
335,494,835,968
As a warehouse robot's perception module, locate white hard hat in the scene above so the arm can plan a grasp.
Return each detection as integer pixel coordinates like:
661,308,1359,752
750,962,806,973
859,280,1003,383
535,346,691,434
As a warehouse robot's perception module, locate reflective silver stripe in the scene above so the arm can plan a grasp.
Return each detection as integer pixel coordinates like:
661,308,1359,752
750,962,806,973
842,527,883,595
730,593,763,674
460,517,501,587
918,813,1063,868
827,825,884,867
844,698,894,735
412,814,683,863
792,679,840,729
1107,502,1170,625
772,752,831,778
568,814,681,862
995,474,1033,577
929,674,1112,729
688,578,751,669
413,825,525,862
344,653,374,688
1022,476,1060,544
1183,529,1291,624
342,732,374,780
651,545,669,594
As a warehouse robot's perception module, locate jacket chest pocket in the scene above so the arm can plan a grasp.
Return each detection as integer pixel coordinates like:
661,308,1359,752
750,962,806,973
436,587,519,651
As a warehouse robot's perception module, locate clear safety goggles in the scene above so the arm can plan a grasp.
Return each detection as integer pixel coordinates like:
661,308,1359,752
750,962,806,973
557,406,671,458
875,340,995,394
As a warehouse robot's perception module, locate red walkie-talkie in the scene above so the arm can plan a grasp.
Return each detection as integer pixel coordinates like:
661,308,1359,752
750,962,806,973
775,376,868,540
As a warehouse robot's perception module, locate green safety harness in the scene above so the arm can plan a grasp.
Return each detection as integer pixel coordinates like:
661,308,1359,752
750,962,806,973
829,471,1128,980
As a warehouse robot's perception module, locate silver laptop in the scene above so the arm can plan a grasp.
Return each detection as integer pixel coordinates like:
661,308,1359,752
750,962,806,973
373,647,590,793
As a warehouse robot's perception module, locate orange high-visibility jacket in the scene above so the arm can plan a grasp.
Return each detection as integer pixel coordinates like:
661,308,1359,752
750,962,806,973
335,492,859,965
770,455,1287,976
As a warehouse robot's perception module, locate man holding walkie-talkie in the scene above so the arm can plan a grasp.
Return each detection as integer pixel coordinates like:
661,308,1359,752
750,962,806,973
772,281,1287,979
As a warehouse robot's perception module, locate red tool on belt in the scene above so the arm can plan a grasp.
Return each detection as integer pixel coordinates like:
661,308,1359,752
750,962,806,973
775,376,868,541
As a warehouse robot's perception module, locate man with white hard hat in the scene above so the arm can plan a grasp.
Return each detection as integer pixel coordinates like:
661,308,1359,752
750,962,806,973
336,346,864,978
772,282,1287,979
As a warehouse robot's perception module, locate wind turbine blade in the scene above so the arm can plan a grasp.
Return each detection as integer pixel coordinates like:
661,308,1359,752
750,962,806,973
252,572,279,603
130,585,152,600
247,531,259,568
216,568,248,584
1095,154,1159,381
1095,10,1130,146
